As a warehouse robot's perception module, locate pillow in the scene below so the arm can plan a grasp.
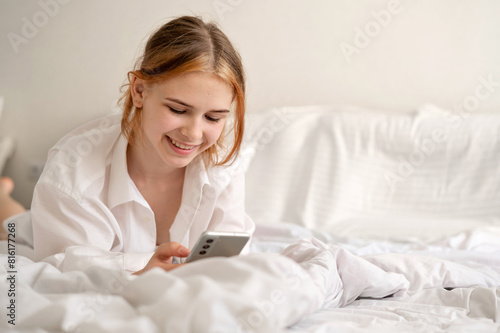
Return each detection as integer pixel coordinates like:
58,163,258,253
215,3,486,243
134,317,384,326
243,104,500,241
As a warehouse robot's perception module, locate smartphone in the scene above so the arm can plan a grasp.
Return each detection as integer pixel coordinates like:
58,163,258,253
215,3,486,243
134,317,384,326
185,231,250,263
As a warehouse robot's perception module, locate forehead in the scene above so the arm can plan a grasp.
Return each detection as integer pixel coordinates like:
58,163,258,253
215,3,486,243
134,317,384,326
153,72,234,107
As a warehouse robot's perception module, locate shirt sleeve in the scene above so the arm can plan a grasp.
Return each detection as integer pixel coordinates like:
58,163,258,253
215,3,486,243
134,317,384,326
208,160,256,254
41,246,153,274
31,181,153,273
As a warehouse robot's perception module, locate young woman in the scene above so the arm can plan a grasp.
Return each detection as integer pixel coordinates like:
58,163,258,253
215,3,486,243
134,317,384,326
26,15,254,274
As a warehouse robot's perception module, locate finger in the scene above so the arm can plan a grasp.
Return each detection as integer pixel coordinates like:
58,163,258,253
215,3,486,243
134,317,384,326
156,242,190,259
177,246,190,258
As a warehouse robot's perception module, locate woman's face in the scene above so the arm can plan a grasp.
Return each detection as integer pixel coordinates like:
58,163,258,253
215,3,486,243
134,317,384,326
131,71,233,171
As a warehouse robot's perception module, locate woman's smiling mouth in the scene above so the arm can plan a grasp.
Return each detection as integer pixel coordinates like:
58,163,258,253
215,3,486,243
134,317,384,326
166,136,199,152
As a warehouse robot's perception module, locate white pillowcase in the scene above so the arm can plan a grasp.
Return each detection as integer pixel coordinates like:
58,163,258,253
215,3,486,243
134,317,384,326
243,104,500,241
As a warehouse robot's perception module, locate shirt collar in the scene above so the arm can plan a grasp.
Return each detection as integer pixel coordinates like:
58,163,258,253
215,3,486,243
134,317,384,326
108,134,138,209
184,155,210,191
107,135,211,210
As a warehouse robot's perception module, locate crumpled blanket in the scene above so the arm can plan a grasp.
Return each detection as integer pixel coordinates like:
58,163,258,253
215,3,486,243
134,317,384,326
0,238,409,332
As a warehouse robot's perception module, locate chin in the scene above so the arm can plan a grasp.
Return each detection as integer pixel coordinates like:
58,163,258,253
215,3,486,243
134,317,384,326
165,156,196,169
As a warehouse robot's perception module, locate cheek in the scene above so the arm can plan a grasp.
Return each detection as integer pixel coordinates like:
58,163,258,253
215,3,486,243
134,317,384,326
208,123,226,144
144,110,176,134
143,116,164,138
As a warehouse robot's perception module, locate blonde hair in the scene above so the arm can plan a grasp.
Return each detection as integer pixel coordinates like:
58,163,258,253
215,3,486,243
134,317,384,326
120,16,246,166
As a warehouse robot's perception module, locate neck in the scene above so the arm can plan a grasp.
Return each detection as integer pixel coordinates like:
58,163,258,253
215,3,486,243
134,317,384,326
126,143,185,185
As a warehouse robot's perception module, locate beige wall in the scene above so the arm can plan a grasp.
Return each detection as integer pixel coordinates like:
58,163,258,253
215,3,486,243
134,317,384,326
1,0,500,207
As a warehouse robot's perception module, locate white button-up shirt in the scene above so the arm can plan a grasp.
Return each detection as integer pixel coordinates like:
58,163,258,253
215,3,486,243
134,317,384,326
31,114,255,272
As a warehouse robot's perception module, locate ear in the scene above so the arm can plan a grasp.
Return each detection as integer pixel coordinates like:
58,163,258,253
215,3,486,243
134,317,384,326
130,75,146,108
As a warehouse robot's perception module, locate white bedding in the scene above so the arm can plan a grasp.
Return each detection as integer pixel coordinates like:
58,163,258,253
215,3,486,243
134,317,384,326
1,222,500,332
2,104,500,332
243,104,500,242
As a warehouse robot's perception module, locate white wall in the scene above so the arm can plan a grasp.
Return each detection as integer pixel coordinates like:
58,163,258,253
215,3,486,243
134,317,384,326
1,0,499,207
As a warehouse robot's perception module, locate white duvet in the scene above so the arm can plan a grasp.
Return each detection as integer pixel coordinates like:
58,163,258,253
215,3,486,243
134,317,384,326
1,223,500,332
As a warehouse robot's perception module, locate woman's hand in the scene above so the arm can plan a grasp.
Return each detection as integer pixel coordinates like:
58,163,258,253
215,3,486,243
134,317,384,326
133,242,190,275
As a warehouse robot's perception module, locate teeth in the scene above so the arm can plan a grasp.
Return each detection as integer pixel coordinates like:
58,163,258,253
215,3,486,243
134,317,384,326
170,137,194,150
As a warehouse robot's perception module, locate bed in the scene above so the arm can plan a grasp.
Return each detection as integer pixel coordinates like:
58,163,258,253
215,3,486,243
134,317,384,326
1,104,500,332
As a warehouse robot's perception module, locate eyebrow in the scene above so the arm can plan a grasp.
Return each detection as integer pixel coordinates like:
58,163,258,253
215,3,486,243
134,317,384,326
164,97,230,113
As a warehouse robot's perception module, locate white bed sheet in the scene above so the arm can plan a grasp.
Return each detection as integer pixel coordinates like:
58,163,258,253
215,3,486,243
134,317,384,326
1,222,499,332
253,223,500,332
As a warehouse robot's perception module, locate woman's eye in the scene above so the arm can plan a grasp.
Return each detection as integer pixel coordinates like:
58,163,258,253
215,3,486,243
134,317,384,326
205,115,220,123
167,106,184,114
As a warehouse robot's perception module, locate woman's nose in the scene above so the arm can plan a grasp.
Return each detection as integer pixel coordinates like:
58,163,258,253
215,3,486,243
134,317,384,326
180,118,203,141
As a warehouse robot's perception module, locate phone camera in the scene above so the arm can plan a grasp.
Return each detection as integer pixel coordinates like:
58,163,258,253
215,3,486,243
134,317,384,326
206,239,214,243
202,245,210,249
199,250,207,255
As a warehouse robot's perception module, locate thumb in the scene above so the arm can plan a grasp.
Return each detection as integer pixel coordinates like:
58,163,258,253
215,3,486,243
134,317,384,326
156,242,190,259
